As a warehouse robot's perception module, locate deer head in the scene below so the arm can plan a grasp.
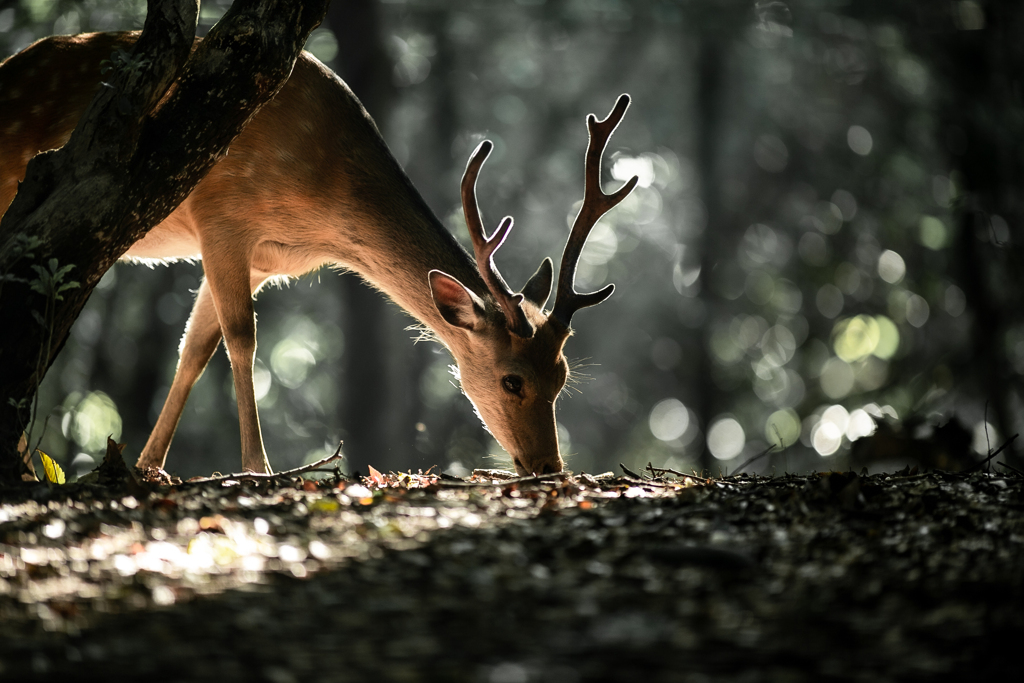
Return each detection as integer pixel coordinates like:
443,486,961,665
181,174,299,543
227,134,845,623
428,95,638,475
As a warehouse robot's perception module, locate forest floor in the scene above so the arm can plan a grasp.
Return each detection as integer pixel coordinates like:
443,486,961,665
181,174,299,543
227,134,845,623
0,455,1022,682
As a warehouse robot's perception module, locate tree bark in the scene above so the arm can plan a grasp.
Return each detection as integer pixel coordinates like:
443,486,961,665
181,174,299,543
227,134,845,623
0,0,329,484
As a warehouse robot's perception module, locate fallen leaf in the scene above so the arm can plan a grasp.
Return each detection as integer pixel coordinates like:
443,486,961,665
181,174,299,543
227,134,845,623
200,515,227,532
40,450,66,484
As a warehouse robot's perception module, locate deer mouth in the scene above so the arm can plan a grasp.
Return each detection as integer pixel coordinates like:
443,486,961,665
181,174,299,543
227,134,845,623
512,457,561,476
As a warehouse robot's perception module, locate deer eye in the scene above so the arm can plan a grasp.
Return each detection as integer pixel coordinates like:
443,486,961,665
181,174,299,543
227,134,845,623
502,375,524,395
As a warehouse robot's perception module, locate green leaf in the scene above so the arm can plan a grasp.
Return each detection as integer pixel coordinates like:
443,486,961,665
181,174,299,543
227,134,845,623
53,263,76,280
40,451,66,485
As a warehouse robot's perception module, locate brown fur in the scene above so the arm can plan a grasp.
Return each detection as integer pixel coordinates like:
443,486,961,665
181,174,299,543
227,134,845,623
0,32,614,476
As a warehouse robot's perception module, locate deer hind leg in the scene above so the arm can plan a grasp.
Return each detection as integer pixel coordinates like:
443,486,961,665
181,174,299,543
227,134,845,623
201,249,272,474
137,278,223,470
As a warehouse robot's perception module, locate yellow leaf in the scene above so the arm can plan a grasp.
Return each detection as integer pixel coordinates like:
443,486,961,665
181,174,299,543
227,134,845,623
39,451,66,485
310,498,340,514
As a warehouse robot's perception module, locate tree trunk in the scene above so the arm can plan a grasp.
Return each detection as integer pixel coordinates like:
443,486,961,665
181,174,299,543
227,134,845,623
919,1,1024,467
327,0,396,475
694,38,728,474
0,0,329,485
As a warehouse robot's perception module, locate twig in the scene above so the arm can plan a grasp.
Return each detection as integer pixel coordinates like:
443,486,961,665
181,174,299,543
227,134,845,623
620,463,642,479
302,468,352,477
618,476,677,489
434,472,569,488
498,472,569,486
984,401,991,458
996,461,1024,478
730,444,777,476
965,434,1019,473
181,444,345,486
645,464,712,484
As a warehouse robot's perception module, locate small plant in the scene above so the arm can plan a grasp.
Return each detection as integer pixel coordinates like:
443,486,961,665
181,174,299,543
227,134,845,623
0,233,44,300
28,258,80,314
100,48,151,78
100,48,151,114
16,257,81,476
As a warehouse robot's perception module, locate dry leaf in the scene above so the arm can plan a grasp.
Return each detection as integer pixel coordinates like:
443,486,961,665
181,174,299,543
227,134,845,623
39,451,66,484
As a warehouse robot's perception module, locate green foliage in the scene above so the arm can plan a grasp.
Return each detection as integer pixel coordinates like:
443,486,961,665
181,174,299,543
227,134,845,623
100,48,152,113
99,48,150,78
29,258,79,307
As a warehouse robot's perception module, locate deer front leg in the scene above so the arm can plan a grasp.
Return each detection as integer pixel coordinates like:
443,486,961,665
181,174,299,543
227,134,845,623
137,278,223,470
202,253,272,474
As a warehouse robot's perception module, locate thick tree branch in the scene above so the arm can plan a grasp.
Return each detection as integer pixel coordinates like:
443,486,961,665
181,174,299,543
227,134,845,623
0,0,329,483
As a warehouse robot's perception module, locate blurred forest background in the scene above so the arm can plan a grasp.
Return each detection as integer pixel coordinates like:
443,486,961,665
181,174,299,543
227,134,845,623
2,0,1023,479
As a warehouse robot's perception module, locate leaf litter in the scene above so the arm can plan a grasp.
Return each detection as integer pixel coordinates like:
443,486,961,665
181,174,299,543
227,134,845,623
0,456,1021,681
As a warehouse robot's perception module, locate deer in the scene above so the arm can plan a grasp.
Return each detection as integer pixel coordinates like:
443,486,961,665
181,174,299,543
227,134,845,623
0,32,638,477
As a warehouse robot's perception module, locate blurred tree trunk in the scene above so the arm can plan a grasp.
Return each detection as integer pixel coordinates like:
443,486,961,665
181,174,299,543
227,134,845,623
88,266,180,455
396,9,457,469
909,1,1024,467
694,38,728,474
0,0,329,484
327,0,397,474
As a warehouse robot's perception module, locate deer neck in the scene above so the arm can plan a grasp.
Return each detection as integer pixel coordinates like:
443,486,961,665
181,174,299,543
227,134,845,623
336,193,486,352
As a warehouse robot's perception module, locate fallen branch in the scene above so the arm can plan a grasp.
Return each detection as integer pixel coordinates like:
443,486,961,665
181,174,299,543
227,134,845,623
181,443,345,486
965,434,1019,473
618,476,677,489
435,471,569,489
620,463,642,479
995,461,1024,478
730,444,777,476
645,463,712,484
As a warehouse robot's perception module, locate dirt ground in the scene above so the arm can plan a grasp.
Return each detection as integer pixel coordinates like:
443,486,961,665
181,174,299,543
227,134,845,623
1,463,1022,682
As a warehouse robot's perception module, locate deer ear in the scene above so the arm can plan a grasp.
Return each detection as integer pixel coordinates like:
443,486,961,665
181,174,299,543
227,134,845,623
429,270,487,331
521,257,553,309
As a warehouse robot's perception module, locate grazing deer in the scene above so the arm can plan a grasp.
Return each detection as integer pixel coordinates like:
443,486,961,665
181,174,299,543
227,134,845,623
0,32,638,476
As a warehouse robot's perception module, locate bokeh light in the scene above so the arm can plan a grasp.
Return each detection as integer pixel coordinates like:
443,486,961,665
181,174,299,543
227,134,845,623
649,399,690,442
61,392,122,454
877,250,906,284
847,125,873,155
811,405,850,456
707,417,745,460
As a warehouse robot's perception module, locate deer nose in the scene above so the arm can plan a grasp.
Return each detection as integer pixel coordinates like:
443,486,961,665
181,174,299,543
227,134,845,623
512,457,561,475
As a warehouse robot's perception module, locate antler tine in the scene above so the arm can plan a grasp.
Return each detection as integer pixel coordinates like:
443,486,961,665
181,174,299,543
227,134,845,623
552,94,639,329
461,140,535,338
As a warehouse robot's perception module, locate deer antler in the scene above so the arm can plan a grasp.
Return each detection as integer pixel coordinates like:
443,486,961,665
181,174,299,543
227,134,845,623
551,94,638,329
461,140,534,338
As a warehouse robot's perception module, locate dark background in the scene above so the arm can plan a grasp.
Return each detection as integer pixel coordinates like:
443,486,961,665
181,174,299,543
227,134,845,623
2,0,1022,479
